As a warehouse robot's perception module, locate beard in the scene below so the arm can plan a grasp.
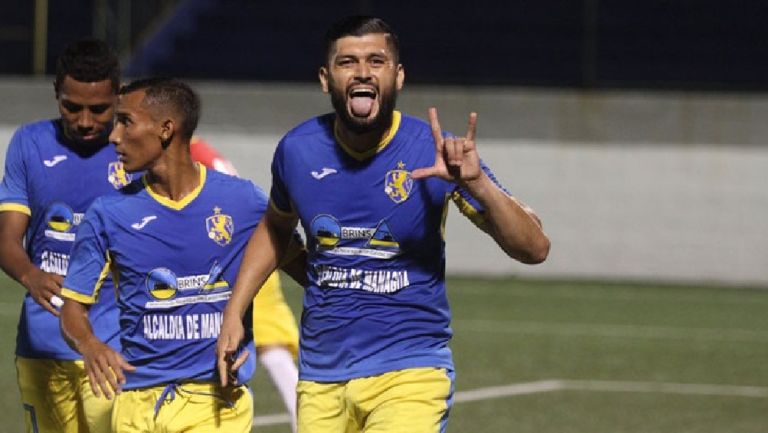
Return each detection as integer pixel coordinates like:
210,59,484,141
329,82,398,135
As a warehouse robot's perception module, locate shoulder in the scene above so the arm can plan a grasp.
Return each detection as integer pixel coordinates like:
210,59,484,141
9,120,58,148
279,114,334,146
206,169,268,202
395,112,435,143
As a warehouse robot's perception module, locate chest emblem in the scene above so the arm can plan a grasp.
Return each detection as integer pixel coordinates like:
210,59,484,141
206,207,234,246
384,161,413,204
107,161,132,189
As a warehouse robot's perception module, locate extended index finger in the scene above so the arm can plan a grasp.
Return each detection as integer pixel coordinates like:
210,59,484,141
466,112,478,142
428,107,443,146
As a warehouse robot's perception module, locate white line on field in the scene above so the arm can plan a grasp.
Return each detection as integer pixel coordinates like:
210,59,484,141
456,319,768,343
252,379,768,427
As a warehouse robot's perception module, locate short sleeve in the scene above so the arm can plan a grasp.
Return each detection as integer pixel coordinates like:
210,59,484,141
61,201,111,304
268,138,295,216
450,159,511,229
0,126,31,214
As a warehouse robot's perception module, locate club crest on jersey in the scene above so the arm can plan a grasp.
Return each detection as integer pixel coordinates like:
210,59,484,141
384,161,413,204
146,267,178,300
206,207,234,246
107,161,132,189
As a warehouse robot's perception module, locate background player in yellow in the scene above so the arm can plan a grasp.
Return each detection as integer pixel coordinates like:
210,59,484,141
0,39,123,433
190,135,301,432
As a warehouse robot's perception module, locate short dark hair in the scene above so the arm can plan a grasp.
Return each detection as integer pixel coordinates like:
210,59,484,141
54,39,120,94
324,16,400,64
120,77,201,140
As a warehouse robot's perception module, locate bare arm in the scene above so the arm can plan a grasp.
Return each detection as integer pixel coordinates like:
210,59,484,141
412,108,550,264
217,206,298,386
0,211,64,315
60,298,134,399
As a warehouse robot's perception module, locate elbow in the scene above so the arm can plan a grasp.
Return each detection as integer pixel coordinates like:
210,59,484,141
518,234,550,265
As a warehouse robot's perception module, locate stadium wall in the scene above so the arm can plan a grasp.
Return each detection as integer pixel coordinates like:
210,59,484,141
0,79,765,286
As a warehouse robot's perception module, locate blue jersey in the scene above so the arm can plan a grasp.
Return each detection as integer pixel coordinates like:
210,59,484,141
0,120,131,360
61,167,260,389
271,111,506,381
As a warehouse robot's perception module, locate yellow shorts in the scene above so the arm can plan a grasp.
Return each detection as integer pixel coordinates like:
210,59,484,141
297,367,454,433
112,382,252,433
253,272,299,358
16,356,113,433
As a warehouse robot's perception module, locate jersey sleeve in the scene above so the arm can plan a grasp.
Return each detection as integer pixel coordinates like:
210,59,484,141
450,160,512,230
61,200,112,304
0,126,31,215
268,138,295,216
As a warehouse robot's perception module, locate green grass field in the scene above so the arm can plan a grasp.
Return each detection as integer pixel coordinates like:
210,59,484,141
1,274,766,432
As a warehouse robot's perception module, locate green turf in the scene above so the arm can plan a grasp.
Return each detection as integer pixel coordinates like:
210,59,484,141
1,275,766,432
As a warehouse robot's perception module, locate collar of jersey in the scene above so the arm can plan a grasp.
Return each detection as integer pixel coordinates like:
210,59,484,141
143,163,207,210
334,111,401,161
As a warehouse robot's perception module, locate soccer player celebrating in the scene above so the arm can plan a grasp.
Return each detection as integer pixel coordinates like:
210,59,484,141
0,39,123,433
59,78,306,432
217,15,550,433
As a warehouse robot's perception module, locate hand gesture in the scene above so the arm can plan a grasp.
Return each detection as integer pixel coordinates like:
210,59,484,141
22,268,64,316
79,337,135,399
412,107,482,184
216,313,249,387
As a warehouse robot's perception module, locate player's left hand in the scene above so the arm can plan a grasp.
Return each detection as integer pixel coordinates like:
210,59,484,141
412,107,482,185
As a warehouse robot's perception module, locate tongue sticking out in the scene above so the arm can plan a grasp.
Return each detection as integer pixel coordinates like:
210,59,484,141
350,96,374,117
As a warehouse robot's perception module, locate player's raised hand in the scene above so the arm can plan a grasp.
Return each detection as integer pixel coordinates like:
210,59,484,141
22,268,64,316
78,337,135,399
411,107,482,184
216,314,246,387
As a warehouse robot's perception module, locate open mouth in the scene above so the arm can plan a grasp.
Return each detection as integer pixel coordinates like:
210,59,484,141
348,87,377,118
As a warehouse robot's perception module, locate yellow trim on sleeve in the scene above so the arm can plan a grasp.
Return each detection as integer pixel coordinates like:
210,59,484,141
451,191,488,232
60,288,97,305
144,163,207,210
335,111,402,161
0,203,31,216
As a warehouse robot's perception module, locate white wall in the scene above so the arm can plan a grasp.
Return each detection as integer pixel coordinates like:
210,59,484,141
1,79,765,286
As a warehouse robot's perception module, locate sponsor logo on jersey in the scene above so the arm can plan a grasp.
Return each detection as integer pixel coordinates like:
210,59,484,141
131,215,157,230
43,203,83,241
43,155,67,167
206,207,234,246
107,161,132,189
313,264,410,294
39,250,69,275
146,267,178,300
143,311,224,340
311,167,337,179
384,161,412,203
310,214,341,248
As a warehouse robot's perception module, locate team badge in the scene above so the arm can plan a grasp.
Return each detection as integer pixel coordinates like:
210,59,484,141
384,161,413,204
206,207,234,246
107,161,132,189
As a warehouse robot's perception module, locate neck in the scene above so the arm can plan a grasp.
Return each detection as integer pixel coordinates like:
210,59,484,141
335,112,395,154
145,142,200,201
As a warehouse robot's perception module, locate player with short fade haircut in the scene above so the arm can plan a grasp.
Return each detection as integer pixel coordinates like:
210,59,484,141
59,77,308,433
0,38,124,433
218,15,550,433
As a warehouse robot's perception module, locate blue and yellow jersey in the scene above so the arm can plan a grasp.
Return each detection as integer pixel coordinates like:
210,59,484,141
271,111,509,381
61,166,260,389
0,119,130,360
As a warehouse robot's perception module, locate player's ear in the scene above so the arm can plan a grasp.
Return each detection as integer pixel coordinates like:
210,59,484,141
159,118,174,149
396,64,404,91
319,66,330,93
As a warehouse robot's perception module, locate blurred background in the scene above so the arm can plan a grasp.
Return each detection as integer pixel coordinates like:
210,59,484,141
0,1,767,432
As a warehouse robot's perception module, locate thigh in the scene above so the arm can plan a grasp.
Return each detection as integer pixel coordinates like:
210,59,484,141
72,361,113,433
16,357,79,433
253,272,299,357
297,380,352,433
175,384,253,433
352,368,454,433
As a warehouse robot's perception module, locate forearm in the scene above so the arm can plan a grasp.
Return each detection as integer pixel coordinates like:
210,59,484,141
462,172,550,264
0,212,37,288
227,213,296,319
60,299,98,353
